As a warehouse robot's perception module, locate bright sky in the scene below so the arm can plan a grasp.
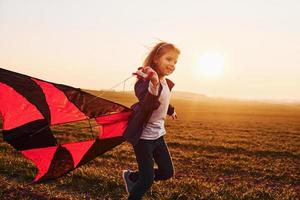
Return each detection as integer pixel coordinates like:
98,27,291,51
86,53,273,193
1,0,299,102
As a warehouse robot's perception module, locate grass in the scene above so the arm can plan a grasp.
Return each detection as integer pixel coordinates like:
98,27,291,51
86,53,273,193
0,91,299,199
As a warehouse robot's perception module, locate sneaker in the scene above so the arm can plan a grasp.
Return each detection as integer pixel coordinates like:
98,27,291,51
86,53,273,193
122,170,134,194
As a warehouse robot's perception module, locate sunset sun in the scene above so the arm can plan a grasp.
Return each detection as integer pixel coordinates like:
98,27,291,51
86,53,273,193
197,53,224,77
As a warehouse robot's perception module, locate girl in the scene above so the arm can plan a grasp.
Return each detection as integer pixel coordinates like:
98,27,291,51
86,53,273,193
123,42,180,200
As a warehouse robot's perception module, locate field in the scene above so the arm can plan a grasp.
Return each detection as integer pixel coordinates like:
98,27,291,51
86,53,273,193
0,91,299,200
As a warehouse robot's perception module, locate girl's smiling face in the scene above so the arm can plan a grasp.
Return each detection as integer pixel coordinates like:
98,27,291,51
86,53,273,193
155,50,179,78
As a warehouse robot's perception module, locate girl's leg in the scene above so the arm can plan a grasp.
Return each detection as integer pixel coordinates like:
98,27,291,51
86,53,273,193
153,136,174,181
130,137,174,182
128,139,155,200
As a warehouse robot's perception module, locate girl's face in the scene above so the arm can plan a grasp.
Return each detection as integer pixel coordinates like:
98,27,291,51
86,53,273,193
155,50,179,78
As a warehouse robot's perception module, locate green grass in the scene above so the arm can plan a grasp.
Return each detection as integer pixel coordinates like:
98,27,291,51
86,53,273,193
0,91,299,199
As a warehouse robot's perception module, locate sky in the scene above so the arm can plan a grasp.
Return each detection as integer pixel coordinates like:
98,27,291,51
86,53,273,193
1,0,299,102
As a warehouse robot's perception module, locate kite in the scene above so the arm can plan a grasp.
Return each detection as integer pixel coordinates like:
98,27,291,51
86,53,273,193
0,68,132,182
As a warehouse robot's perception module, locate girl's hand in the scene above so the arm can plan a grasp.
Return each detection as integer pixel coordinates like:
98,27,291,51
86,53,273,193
171,111,178,120
141,66,159,86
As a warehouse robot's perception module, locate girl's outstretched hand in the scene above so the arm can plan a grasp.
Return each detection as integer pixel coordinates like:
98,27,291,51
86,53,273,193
171,111,178,120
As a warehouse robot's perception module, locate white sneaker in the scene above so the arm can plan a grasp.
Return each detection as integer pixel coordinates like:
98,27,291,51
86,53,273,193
122,170,134,194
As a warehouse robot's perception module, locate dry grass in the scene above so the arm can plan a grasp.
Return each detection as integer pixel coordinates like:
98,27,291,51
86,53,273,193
0,91,299,199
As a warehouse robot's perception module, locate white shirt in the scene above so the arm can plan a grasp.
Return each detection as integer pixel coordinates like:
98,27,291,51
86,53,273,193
140,78,170,140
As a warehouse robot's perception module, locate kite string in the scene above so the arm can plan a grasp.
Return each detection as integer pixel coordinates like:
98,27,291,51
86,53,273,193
83,74,135,139
88,119,94,138
85,74,135,105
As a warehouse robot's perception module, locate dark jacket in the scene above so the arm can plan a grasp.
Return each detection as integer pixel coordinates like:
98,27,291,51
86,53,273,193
123,78,175,146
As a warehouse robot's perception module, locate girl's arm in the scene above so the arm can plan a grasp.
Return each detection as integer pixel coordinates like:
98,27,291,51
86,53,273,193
134,66,160,100
134,79,162,112
133,67,162,111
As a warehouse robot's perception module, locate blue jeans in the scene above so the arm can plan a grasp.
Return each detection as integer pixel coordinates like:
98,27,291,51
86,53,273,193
128,136,174,200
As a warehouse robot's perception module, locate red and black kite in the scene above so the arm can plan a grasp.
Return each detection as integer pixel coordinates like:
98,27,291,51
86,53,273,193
0,68,132,182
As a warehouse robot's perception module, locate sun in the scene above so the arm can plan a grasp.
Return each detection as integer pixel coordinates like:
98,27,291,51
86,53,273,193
197,53,224,77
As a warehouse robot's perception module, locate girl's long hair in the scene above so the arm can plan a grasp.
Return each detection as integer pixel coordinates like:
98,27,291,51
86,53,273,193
143,42,180,71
